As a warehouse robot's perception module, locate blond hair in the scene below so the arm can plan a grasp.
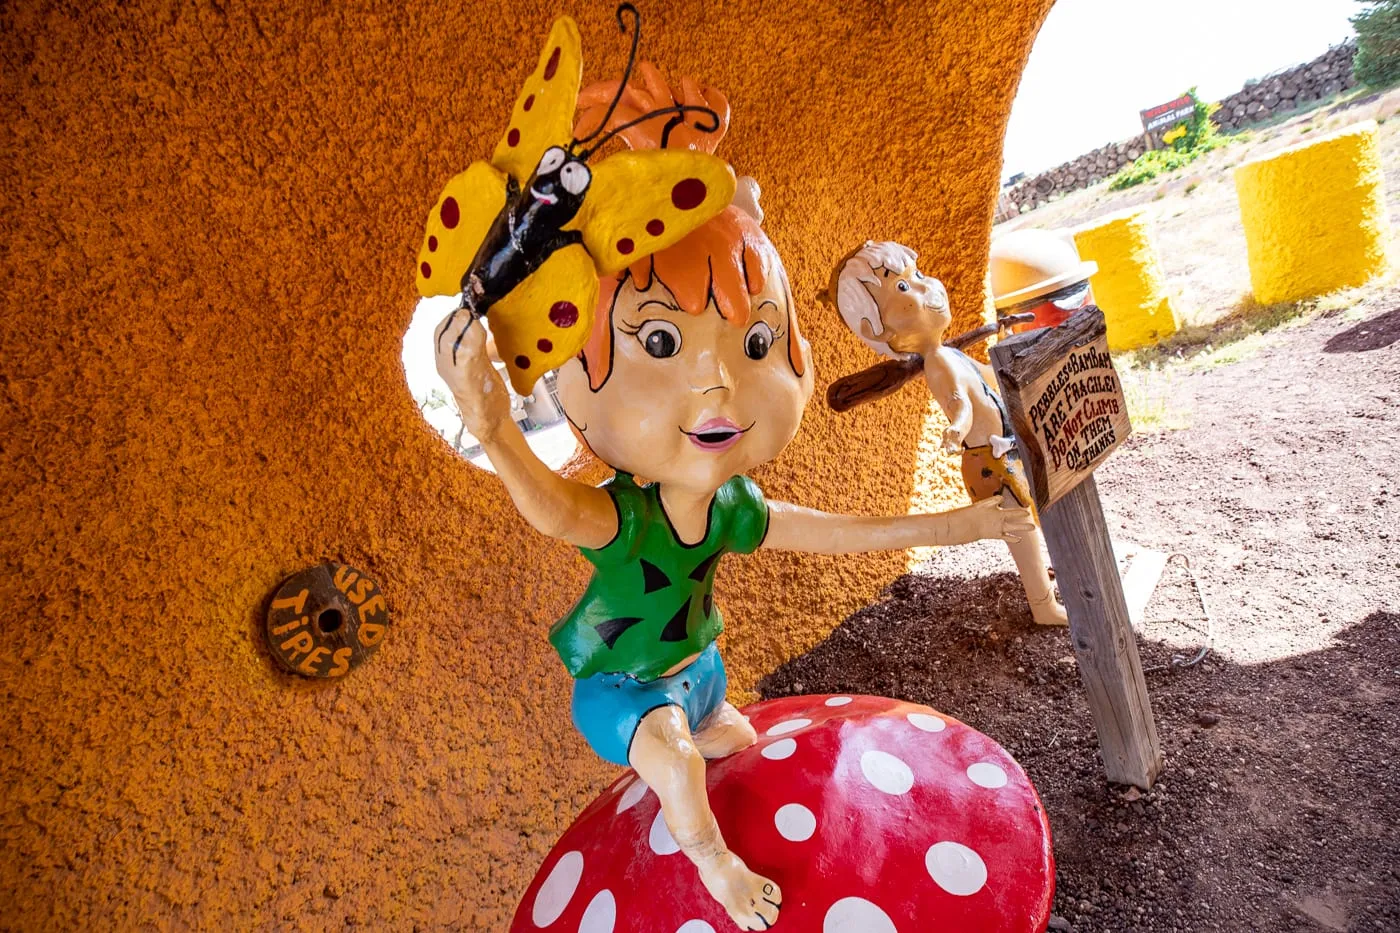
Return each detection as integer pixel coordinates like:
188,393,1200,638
832,240,919,358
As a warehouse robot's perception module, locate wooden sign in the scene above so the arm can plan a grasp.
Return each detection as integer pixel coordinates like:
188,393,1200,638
991,306,1162,789
1140,94,1194,134
989,308,1131,511
266,562,390,678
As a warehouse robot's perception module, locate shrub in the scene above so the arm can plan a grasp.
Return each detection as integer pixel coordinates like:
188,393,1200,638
1353,1,1400,88
1109,88,1226,190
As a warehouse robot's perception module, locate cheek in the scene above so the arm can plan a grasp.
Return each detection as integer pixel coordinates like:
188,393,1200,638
742,363,809,452
567,360,690,468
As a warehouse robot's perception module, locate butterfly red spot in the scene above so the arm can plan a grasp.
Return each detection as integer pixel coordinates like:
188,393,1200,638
671,178,706,210
549,301,579,328
616,237,634,255
646,218,665,236
544,47,560,80
441,197,459,229
507,128,520,147
537,338,554,353
420,262,432,279
428,236,438,252
514,355,531,369
523,94,535,112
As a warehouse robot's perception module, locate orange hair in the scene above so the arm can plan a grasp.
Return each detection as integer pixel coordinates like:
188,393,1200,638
580,206,806,390
574,64,804,389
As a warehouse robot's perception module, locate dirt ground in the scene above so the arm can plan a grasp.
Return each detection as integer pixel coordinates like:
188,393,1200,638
759,298,1400,931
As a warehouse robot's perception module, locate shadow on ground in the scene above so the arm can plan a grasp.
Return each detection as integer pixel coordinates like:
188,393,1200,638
1324,306,1400,353
759,571,1400,933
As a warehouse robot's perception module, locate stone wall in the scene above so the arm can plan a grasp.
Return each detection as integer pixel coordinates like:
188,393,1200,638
1001,41,1359,217
1213,41,1357,133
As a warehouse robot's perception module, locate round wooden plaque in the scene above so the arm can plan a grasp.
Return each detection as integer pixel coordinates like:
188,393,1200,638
265,563,390,678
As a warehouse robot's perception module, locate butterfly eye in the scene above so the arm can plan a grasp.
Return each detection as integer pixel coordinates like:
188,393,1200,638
537,147,567,176
897,280,910,292
559,161,591,196
636,320,681,358
744,321,773,360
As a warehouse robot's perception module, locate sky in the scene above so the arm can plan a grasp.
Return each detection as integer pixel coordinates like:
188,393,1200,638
1003,0,1361,178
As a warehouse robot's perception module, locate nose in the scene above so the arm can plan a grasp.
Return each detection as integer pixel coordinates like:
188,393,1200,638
691,351,733,395
922,279,948,309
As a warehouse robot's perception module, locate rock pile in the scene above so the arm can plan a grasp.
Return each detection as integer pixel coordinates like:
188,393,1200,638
1212,41,1357,133
1000,41,1358,218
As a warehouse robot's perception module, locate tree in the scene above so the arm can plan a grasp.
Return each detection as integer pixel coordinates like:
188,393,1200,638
1354,1,1400,87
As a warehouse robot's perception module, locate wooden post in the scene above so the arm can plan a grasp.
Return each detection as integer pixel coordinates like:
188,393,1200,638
991,308,1163,789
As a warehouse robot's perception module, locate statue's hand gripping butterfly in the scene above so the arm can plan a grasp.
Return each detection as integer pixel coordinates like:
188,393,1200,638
418,4,735,395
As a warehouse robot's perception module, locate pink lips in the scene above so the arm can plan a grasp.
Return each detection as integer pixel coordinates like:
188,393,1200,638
683,417,749,452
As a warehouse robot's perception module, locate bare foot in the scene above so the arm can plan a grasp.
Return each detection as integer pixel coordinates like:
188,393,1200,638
1031,592,1069,626
693,703,758,759
696,850,781,931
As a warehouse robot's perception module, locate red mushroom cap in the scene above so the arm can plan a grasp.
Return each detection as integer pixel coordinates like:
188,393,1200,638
511,695,1054,932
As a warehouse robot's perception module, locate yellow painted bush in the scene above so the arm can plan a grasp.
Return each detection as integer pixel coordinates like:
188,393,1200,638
1073,210,1179,352
1235,121,1390,305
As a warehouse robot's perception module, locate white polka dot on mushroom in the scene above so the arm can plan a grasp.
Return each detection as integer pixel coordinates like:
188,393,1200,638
925,840,988,896
966,761,1008,789
860,749,914,795
530,849,583,927
616,776,649,813
577,889,616,933
774,803,816,841
824,696,853,706
649,809,681,856
674,922,716,933
907,712,946,733
765,717,811,736
823,896,898,933
761,737,797,760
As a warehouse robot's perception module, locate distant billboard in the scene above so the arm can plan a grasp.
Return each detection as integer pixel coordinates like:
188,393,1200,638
1140,95,1194,133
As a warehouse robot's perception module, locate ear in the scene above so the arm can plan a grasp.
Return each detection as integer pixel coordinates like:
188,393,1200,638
554,357,596,424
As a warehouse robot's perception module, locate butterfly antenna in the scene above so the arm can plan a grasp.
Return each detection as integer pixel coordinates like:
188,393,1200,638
575,104,720,161
572,3,642,150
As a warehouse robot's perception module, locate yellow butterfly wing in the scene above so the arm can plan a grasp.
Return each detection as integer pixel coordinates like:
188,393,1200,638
490,16,582,188
488,243,598,395
416,161,507,298
568,150,737,276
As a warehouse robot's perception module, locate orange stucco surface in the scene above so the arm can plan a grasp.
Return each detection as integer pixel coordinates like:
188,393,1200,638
1,0,1052,926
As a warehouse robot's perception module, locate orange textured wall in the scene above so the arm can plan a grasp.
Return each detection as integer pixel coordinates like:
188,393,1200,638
0,0,1052,926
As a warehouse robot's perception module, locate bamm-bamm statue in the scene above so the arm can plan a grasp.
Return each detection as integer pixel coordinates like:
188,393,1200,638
829,241,1069,627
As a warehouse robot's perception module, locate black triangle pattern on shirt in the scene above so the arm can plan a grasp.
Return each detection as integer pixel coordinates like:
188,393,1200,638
640,558,671,594
659,599,692,642
595,616,644,649
688,551,722,582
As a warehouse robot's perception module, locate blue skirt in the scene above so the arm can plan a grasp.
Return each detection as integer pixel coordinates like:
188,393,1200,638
570,643,727,766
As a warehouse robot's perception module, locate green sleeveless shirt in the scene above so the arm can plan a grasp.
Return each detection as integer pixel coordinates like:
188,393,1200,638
548,473,770,682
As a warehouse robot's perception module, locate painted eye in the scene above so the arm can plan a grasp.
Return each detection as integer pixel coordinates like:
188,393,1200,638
560,161,591,195
537,147,566,175
636,320,681,358
897,280,910,292
744,321,774,360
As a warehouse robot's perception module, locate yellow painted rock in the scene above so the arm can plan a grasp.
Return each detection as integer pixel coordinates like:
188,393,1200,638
1073,210,1179,352
1235,120,1390,305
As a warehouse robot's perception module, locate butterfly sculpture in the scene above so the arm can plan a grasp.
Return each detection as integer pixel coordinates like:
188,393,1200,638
421,4,737,395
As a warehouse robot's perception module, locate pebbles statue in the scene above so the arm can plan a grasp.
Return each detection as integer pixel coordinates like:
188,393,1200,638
425,8,1050,930
829,242,1070,628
